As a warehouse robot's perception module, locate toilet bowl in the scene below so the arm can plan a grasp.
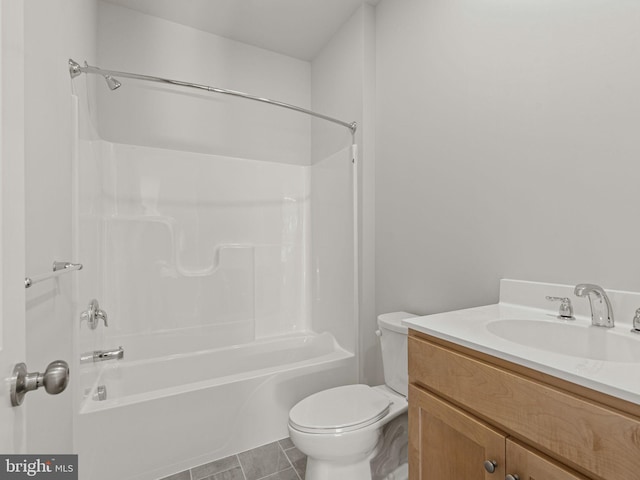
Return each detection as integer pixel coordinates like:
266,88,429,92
288,312,415,480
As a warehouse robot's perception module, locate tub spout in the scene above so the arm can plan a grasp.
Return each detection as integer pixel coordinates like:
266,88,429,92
81,346,124,364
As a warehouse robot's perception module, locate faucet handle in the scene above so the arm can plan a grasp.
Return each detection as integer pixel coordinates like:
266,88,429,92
81,299,108,329
546,296,575,320
631,309,640,334
95,308,108,327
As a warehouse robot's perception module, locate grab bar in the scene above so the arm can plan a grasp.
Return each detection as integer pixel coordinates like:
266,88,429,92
25,261,83,288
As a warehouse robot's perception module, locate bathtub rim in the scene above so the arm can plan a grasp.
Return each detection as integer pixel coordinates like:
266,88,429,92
80,331,353,414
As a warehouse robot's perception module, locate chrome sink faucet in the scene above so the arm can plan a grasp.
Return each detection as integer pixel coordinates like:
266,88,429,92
574,284,614,328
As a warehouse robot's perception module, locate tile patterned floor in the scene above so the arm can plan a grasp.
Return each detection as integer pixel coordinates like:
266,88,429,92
159,438,307,480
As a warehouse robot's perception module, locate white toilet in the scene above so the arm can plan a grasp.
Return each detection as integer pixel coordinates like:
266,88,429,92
288,312,415,480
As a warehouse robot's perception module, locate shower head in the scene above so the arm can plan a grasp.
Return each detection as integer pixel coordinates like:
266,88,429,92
69,59,122,91
104,75,121,90
69,59,82,78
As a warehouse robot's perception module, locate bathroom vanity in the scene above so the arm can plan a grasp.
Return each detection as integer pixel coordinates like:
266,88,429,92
404,280,640,480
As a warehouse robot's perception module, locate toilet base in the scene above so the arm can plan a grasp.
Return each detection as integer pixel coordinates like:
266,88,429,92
290,428,381,480
305,451,377,480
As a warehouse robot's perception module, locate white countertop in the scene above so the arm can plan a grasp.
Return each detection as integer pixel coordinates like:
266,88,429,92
403,280,640,406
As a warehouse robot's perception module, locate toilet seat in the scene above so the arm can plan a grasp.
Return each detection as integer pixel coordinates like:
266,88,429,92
289,384,391,434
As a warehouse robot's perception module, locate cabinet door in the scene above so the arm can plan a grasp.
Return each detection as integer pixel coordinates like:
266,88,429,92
409,384,506,480
506,439,591,480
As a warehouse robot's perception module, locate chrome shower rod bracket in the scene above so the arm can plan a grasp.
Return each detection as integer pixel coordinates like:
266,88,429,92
68,59,357,134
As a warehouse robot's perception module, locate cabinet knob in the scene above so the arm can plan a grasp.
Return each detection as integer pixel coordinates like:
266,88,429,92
483,460,498,473
505,475,520,480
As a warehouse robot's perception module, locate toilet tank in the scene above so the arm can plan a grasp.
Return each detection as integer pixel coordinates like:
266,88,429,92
377,312,416,397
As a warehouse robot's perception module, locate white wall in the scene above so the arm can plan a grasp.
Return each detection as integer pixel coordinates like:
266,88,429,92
376,0,640,316
97,1,311,165
24,0,97,452
311,5,378,383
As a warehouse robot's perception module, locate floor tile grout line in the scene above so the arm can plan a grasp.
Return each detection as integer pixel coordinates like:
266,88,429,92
288,450,302,480
254,466,299,480
279,441,294,476
281,446,303,480
236,453,248,480
293,465,302,480
278,442,299,480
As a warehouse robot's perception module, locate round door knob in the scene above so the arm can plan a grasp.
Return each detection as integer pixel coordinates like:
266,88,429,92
10,360,70,406
42,360,70,394
484,460,498,473
505,475,520,480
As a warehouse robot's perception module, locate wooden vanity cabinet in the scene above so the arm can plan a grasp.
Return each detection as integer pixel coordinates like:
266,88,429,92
408,331,640,480
409,385,586,480
409,384,506,479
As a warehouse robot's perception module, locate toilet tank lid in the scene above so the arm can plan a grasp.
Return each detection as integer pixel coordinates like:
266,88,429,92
377,311,417,334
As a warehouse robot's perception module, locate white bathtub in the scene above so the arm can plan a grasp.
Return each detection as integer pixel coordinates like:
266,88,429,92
76,332,355,480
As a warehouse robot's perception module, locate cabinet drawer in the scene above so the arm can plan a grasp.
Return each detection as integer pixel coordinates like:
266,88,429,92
409,334,640,479
506,439,590,480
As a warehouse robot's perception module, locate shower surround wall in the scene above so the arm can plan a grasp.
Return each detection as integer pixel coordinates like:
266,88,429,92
101,144,310,346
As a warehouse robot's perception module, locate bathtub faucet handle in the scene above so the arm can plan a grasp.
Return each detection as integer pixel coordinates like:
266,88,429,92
81,299,108,329
96,308,108,327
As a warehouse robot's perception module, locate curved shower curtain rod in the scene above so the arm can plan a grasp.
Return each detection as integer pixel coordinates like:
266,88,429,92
68,59,357,134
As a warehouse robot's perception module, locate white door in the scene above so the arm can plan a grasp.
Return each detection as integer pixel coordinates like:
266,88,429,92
0,0,26,452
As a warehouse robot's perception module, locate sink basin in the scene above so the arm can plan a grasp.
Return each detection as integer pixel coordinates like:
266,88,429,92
486,319,640,363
